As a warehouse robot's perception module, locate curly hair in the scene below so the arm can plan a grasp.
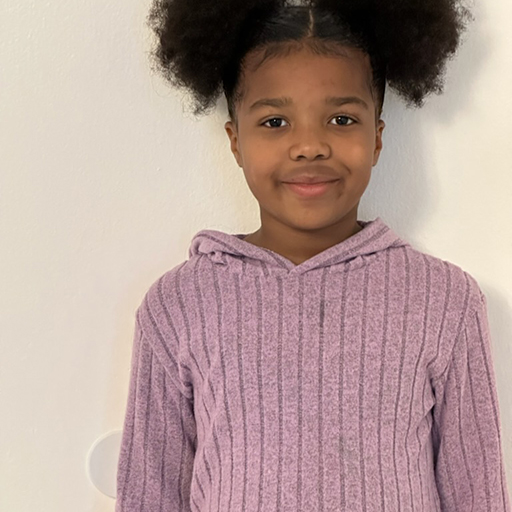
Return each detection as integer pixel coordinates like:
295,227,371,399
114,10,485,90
146,0,473,122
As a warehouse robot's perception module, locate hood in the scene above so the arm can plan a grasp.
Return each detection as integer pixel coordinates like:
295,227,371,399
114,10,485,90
188,216,410,277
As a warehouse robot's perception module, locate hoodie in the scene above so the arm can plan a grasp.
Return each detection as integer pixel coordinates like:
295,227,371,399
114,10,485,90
115,216,510,512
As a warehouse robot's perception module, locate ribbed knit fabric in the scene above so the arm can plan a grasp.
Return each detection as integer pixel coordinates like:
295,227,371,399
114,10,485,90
115,216,511,512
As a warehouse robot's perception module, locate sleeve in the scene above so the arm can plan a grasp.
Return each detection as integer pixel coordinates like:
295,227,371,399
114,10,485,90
115,319,197,512
431,289,511,511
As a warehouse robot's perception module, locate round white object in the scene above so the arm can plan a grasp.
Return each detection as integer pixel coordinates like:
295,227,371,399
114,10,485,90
86,430,123,498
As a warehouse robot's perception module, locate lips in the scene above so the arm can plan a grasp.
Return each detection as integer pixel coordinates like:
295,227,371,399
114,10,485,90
283,180,339,198
285,177,339,184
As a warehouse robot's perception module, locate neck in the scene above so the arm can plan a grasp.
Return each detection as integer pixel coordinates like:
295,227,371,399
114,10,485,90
243,213,362,266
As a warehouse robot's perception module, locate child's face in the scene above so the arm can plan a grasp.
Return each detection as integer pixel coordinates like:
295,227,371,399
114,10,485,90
224,46,385,233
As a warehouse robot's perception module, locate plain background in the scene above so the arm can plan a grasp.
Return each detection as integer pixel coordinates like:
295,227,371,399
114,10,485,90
2,0,511,510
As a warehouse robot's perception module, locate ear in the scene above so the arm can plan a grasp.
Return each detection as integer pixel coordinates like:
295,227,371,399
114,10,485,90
372,118,385,167
224,120,243,168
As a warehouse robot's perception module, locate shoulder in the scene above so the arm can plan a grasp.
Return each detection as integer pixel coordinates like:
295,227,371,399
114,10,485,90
398,246,486,380
133,259,188,345
400,244,484,315
131,259,198,386
134,252,210,336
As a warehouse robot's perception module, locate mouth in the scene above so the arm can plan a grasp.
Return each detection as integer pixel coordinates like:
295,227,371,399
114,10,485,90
282,179,340,198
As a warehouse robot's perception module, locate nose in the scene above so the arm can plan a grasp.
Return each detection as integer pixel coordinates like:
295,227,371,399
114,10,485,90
289,124,332,160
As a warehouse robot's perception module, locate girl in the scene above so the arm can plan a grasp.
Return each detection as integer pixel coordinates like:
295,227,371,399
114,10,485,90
115,0,511,511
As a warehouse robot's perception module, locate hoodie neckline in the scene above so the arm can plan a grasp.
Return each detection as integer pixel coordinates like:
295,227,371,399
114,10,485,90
188,216,410,277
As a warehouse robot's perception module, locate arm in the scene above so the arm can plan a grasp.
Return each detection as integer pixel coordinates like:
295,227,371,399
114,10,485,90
115,319,197,512
432,290,511,511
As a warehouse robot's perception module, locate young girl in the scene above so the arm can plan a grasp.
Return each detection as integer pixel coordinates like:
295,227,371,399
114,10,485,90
115,0,511,511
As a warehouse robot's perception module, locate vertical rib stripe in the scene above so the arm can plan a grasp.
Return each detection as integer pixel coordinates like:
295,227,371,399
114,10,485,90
452,321,475,511
211,263,233,512
378,249,391,512
463,322,489,507
318,267,328,512
255,274,265,512
417,374,428,511
359,262,370,512
338,265,349,512
158,370,167,512
117,323,142,511
405,254,432,512
296,273,305,512
233,272,249,512
276,276,284,511
392,246,412,512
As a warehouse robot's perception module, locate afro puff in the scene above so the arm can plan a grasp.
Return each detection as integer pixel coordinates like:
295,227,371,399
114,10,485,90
146,0,473,120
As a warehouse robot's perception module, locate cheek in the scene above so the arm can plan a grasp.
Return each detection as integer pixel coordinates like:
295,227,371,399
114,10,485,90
241,147,278,185
243,164,275,192
338,132,376,166
242,165,285,210
247,140,277,162
347,129,372,150
354,145,374,166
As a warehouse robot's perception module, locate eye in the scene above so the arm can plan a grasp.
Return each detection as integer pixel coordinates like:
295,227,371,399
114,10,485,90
261,117,289,128
330,115,356,126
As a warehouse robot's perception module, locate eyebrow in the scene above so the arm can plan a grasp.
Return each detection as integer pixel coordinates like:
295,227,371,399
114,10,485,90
248,95,370,112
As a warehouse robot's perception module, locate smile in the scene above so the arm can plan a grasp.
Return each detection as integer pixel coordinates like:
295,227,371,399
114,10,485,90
283,179,339,198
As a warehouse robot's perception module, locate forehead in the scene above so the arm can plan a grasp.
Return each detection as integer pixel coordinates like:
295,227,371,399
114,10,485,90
240,46,374,108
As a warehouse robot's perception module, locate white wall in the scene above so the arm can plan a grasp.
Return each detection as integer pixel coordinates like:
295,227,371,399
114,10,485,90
1,0,511,510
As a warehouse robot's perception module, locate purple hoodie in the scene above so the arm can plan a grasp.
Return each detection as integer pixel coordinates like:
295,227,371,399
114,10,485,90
115,216,510,512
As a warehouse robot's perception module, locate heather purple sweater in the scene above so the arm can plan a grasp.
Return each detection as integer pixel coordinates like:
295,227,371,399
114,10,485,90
115,216,510,512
